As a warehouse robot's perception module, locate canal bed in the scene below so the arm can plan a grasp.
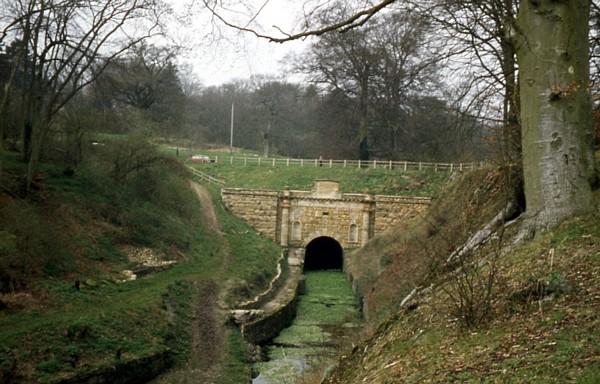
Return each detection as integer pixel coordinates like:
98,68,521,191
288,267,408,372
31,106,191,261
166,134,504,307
252,270,361,383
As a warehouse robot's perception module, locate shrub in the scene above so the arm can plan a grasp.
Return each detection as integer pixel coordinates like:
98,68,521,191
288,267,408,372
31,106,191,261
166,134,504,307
0,200,72,291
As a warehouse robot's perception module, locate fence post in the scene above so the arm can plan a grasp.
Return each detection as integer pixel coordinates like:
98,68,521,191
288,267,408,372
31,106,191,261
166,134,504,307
344,159,347,168
244,157,247,166
358,160,361,169
329,159,332,168
460,163,463,171
287,158,290,167
404,161,407,172
272,158,275,167
258,157,261,166
450,163,453,172
301,159,304,167
389,160,392,170
419,162,422,171
435,163,438,172
315,158,318,167
373,160,376,169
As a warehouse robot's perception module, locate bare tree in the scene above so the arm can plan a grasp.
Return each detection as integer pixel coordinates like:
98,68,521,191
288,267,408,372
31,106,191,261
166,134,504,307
296,19,376,159
295,7,439,160
417,0,521,164
0,0,167,191
96,43,181,111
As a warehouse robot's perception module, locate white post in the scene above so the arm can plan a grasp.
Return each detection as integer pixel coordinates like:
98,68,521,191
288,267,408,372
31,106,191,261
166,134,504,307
404,161,407,172
258,157,261,166
301,159,304,167
272,158,275,167
373,160,376,169
358,160,361,169
329,159,332,168
287,158,290,166
389,160,392,169
344,160,347,168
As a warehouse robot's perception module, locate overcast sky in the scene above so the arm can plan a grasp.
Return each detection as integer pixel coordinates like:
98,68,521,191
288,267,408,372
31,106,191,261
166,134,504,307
167,1,310,87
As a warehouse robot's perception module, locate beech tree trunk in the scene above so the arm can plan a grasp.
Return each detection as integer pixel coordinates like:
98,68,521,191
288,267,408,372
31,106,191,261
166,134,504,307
516,0,595,231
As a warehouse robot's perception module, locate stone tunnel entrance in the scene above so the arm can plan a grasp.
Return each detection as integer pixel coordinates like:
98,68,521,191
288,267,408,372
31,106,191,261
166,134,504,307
303,236,344,271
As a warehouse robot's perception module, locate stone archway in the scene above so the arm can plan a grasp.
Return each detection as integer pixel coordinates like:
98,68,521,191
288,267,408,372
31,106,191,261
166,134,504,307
304,236,343,270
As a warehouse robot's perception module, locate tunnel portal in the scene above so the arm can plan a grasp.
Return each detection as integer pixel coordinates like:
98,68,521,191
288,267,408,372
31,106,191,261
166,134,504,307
304,236,344,270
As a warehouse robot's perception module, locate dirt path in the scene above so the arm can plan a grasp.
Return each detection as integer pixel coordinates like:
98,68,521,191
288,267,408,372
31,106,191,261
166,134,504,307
190,182,221,233
151,182,230,383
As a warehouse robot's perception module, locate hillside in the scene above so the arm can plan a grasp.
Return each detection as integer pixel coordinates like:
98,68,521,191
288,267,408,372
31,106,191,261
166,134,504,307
324,168,600,383
0,138,280,383
188,156,451,196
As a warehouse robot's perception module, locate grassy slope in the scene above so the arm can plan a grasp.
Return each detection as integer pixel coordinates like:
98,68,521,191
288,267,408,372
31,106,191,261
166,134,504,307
347,167,520,323
190,161,449,196
326,170,600,383
0,148,279,383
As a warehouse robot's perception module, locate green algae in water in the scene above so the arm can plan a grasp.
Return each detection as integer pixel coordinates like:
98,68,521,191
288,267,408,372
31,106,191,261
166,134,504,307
253,271,361,384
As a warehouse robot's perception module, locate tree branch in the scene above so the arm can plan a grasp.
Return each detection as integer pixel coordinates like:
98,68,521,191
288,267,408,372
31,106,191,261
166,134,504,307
202,0,398,43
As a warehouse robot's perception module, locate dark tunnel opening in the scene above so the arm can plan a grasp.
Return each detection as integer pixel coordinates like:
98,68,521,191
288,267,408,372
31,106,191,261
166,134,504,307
304,236,344,271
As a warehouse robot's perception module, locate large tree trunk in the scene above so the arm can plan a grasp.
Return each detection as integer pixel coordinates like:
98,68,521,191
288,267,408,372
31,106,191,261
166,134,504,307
516,0,595,231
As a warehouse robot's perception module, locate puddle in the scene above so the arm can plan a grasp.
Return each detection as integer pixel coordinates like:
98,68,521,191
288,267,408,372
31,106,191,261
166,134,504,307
252,270,361,383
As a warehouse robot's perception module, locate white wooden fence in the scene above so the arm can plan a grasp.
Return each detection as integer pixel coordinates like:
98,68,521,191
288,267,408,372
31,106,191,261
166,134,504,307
187,166,226,186
202,156,484,172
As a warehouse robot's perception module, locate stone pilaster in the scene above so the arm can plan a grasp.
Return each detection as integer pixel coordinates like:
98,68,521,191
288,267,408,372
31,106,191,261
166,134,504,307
280,187,291,246
361,195,374,246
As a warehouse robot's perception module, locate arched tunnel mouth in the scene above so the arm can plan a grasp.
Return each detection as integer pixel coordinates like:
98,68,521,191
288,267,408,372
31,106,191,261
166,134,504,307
304,236,344,271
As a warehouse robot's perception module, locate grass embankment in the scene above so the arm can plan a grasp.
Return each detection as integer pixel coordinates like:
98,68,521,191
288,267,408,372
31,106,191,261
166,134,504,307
189,160,449,196
346,167,521,323
325,167,600,383
0,138,279,383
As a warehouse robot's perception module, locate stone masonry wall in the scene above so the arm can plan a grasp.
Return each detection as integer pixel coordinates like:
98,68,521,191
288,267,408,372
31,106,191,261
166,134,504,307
288,199,366,249
373,196,431,234
222,185,432,248
221,189,280,241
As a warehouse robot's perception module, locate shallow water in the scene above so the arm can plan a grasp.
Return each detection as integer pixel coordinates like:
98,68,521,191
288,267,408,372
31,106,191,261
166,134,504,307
252,270,361,383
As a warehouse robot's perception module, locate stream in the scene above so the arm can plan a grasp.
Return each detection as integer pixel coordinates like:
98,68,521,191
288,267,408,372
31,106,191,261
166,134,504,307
252,270,361,383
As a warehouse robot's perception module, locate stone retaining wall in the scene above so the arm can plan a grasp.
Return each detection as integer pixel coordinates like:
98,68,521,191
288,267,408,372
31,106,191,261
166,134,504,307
55,350,172,384
240,268,305,345
373,195,431,234
221,188,280,241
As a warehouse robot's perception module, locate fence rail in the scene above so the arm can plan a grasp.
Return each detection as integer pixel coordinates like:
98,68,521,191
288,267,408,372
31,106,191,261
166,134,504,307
199,155,484,172
187,166,226,186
